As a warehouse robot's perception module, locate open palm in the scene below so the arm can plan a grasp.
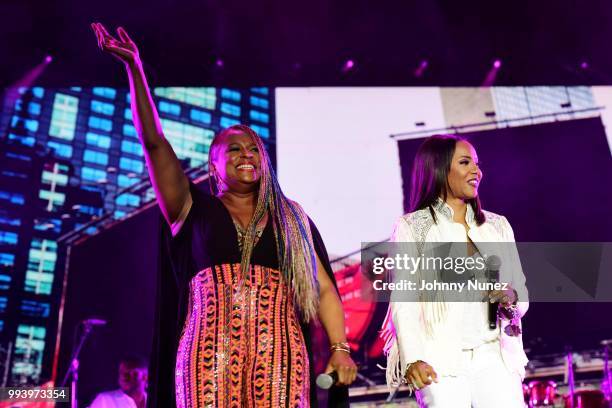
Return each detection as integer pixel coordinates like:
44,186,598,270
91,22,140,66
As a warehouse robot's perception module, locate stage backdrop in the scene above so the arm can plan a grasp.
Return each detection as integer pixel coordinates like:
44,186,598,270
396,117,612,353
56,206,160,406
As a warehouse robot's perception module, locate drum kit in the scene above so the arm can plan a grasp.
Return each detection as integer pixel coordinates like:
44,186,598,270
523,340,611,408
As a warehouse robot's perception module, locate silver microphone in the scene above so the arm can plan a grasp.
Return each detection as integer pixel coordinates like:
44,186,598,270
316,372,338,389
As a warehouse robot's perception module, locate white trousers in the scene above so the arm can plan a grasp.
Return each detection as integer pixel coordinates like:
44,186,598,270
416,341,524,408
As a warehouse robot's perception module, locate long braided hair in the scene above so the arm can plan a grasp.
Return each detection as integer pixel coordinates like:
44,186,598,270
208,124,320,322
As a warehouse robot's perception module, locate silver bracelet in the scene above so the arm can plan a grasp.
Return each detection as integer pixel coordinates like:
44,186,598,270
402,361,418,384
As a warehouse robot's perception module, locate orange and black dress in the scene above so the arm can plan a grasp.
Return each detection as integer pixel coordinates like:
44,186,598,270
147,182,348,408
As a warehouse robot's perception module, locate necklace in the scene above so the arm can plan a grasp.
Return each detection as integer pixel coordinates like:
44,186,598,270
233,218,266,252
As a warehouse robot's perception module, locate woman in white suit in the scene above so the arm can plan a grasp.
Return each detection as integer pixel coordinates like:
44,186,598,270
381,134,528,407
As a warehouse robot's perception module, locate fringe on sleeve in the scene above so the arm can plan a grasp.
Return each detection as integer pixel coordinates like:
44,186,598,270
380,306,414,394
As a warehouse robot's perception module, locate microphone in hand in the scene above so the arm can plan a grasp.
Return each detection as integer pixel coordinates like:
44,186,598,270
486,255,502,330
316,371,338,389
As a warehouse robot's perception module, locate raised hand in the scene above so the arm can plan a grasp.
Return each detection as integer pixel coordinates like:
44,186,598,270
91,22,140,66
89,23,191,227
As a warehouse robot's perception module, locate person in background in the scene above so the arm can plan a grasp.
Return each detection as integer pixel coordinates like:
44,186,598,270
89,355,148,408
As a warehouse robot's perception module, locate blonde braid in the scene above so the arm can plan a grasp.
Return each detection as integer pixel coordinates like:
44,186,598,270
209,125,320,322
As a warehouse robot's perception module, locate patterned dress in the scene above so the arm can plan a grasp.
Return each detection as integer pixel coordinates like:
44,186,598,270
170,184,310,407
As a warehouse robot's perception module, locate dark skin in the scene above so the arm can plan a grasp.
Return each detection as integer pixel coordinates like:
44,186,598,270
210,131,357,384
446,141,517,306
406,141,516,389
210,132,263,229
92,23,357,385
118,362,147,408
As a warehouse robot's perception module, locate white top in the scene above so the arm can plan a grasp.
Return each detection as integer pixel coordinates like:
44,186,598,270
383,199,529,384
461,300,498,349
88,389,139,408
460,250,499,350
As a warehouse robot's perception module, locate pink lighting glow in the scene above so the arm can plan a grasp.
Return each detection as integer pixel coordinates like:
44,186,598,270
342,59,355,73
414,60,429,78
481,59,502,87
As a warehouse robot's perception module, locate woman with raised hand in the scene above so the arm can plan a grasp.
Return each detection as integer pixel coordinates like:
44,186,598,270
91,23,356,408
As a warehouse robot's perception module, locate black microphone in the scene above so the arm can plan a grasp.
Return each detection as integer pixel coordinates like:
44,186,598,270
82,318,107,326
316,371,338,389
486,255,502,330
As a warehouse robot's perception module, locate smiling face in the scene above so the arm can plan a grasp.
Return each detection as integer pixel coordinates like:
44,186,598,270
210,130,262,194
446,140,482,200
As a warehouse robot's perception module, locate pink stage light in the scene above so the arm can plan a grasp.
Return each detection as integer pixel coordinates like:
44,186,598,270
481,59,502,87
414,59,429,78
342,59,355,73
5,57,53,111
215,58,224,68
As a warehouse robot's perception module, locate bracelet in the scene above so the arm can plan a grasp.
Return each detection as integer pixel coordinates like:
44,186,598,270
403,362,414,382
403,361,420,390
404,360,421,375
330,342,351,354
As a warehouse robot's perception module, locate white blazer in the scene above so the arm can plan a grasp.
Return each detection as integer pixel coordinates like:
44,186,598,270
382,199,529,386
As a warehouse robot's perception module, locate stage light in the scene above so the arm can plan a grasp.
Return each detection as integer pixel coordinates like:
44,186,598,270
5,56,54,110
414,60,429,78
481,58,502,87
580,61,589,70
342,59,355,73
215,58,224,68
